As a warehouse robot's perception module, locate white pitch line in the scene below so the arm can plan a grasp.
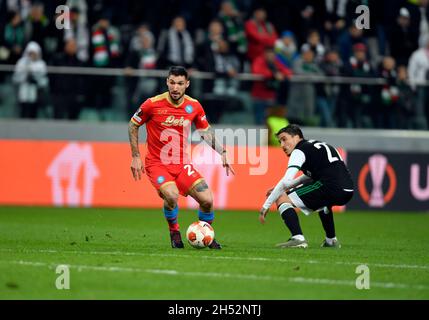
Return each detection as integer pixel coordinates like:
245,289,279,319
2,259,429,291
3,260,286,282
288,277,429,290
1,248,428,271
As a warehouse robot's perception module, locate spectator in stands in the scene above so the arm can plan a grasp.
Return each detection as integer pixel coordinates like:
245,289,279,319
124,24,158,116
320,49,344,127
408,36,429,130
90,12,121,118
274,30,299,69
157,16,195,69
322,0,347,47
245,7,278,63
50,39,85,120
304,29,325,63
354,0,388,64
2,11,25,65
407,0,429,48
251,46,292,125
67,0,88,18
193,19,242,123
24,2,49,55
212,39,240,95
293,44,331,127
196,20,240,96
91,13,120,68
45,8,67,64
396,65,415,129
64,6,90,63
295,1,323,46
340,42,375,128
376,56,400,129
3,0,31,22
12,41,48,118
127,25,157,71
217,0,247,71
389,7,418,67
337,23,366,64
320,49,344,77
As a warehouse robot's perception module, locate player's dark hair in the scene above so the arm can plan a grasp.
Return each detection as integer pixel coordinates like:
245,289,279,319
276,124,304,139
168,66,189,79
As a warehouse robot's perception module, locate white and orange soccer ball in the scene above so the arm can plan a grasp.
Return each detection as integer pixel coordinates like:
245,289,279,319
186,221,215,249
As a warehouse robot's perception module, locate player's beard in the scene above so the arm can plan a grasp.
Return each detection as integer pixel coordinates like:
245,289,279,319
169,90,184,103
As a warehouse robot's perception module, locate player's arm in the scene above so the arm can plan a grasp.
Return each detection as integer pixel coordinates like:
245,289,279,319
262,167,300,209
199,127,235,176
128,102,150,181
259,149,307,219
194,103,235,176
265,174,311,196
286,174,312,190
128,120,144,181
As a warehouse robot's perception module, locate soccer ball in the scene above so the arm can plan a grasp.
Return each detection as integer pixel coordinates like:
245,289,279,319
186,221,215,249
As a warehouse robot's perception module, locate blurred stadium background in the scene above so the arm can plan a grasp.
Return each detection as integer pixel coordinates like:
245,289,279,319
0,0,428,211
0,0,428,300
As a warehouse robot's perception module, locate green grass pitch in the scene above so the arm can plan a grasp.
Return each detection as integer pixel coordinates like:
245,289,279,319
0,206,428,300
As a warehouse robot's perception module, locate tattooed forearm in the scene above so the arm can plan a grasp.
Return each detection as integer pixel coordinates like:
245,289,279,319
200,128,224,155
128,121,140,157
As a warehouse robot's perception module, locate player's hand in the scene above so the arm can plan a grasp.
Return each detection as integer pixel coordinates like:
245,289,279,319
222,151,235,176
265,187,274,197
259,207,269,224
131,156,144,181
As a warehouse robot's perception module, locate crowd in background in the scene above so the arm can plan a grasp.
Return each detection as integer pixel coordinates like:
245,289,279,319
0,0,429,132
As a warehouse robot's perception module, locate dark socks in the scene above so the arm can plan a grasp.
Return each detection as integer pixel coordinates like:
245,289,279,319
318,207,336,239
280,207,303,236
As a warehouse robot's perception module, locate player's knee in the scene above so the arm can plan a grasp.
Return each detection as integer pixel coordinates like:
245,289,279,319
276,198,290,207
163,191,179,208
276,194,291,208
198,196,213,212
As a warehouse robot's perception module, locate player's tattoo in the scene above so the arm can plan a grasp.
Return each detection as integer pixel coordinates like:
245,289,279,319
200,128,224,155
194,181,209,192
128,121,141,157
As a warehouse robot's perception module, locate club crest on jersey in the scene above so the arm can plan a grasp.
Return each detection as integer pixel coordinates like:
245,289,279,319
185,105,193,114
161,115,191,127
157,176,165,184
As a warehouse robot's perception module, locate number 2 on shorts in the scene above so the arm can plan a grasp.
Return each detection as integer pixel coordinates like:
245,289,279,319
184,164,195,176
